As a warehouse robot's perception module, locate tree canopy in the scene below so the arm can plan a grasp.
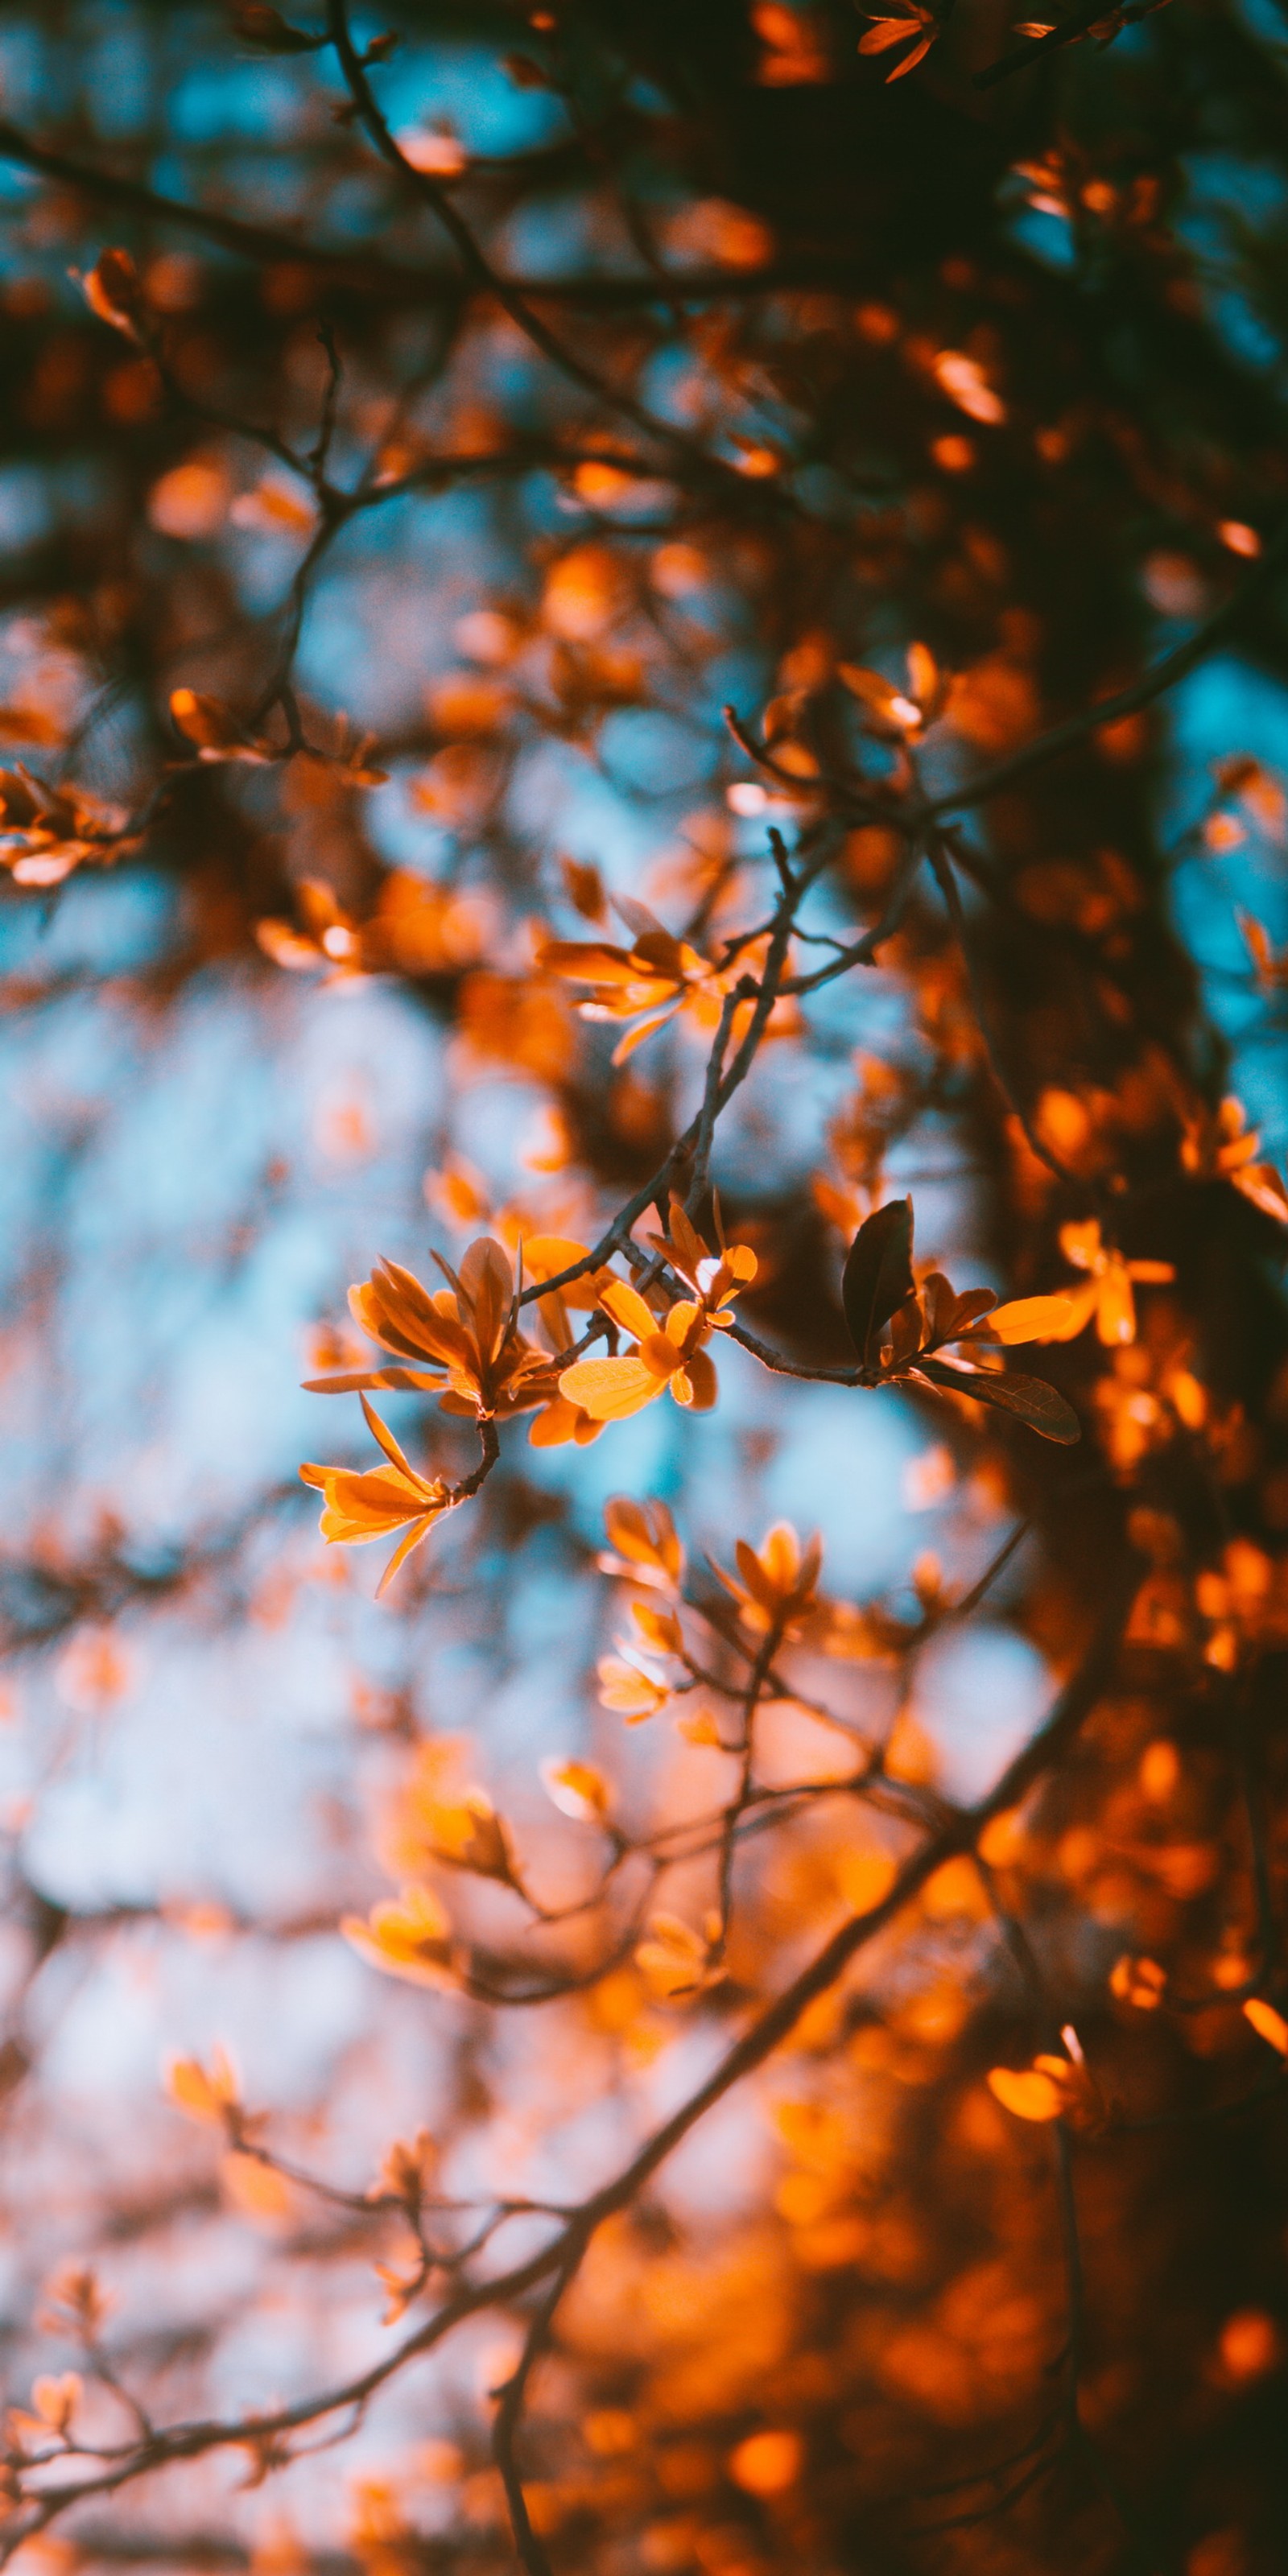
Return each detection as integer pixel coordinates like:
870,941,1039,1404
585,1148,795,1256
2,6,1288,2574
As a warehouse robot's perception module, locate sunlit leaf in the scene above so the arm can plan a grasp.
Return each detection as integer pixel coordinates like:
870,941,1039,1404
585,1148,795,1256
986,2065,1065,2120
1244,1997,1288,2056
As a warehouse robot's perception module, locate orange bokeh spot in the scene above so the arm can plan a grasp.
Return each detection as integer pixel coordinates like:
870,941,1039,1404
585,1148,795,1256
1217,2308,1282,2383
727,2429,803,2496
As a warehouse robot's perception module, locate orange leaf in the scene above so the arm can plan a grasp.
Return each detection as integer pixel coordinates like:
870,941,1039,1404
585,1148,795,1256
559,1355,663,1420
167,2046,241,2128
858,15,923,48
1244,1997,1288,2056
884,30,934,75
985,1290,1094,1344
986,2065,1066,2121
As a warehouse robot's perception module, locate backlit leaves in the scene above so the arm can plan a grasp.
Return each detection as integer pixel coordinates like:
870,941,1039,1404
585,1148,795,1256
76,247,144,339
341,1885,457,1990
1008,1220,1175,1347
541,1757,612,1822
987,2033,1106,2132
1244,1998,1288,2056
841,1199,1080,1440
383,1741,520,1886
857,4,938,81
0,766,136,886
597,1653,673,1720
300,1399,452,1593
559,1211,758,1424
167,2047,244,2133
170,687,276,765
2,9,1286,2570
838,639,946,727
1181,1098,1288,1225
257,871,480,981
308,1241,555,1422
19,2373,82,2442
539,903,778,1065
986,2062,1067,2122
712,1521,823,1637
599,1495,685,1591
635,1911,720,2001
1110,1954,1166,2009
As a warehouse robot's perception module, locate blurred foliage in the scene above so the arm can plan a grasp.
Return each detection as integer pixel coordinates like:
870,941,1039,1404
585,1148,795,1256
0,6,1287,2576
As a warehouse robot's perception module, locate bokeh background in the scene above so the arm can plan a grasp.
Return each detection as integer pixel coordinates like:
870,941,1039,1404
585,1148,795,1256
2,5,1288,2570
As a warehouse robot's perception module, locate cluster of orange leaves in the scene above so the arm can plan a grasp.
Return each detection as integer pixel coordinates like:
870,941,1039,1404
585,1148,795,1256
0,765,134,887
1126,1530,1288,1673
336,1500,861,2009
598,1509,823,1729
1179,1096,1288,1224
539,897,791,1067
297,1183,1138,1591
256,871,485,982
299,1204,765,1584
